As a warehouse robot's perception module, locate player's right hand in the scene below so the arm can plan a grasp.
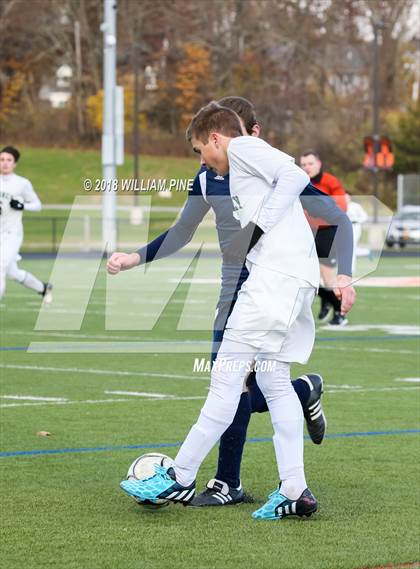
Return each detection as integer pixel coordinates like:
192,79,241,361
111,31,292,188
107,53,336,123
333,274,356,315
107,252,140,274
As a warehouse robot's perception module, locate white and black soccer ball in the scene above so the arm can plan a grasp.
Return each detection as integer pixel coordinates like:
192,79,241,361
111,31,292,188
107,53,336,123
126,452,175,508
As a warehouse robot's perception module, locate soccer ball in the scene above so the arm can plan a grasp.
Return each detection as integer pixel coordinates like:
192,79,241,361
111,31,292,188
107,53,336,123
126,452,175,508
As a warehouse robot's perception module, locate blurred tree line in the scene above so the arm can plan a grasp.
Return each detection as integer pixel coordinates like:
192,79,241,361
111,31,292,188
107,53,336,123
0,0,418,203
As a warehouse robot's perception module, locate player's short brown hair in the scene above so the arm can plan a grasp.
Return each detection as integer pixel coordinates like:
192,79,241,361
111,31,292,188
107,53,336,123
301,150,321,160
186,101,243,143
217,96,258,135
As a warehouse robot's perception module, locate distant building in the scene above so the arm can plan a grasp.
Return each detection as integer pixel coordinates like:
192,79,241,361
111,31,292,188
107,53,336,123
39,64,73,108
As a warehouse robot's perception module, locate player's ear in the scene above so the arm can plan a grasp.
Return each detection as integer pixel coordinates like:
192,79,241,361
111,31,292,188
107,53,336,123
251,124,261,137
210,132,219,147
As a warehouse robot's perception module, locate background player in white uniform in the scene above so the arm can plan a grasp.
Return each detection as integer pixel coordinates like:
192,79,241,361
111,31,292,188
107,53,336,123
345,192,369,273
0,146,52,302
121,103,328,520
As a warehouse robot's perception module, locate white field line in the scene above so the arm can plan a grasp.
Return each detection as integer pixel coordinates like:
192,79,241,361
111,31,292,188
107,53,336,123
395,378,420,383
104,390,175,398
327,384,362,389
5,307,208,319
3,331,417,355
5,293,207,305
318,324,420,335
1,395,68,402
314,346,418,355
4,330,210,342
168,278,220,284
0,364,208,381
1,386,419,409
324,384,420,393
325,386,420,393
0,396,206,408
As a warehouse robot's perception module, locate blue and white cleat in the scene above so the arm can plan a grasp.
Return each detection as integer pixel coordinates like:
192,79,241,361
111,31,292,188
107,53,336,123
252,487,318,520
120,464,195,505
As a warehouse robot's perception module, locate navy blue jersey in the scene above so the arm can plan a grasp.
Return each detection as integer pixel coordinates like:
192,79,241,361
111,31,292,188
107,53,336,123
137,166,353,276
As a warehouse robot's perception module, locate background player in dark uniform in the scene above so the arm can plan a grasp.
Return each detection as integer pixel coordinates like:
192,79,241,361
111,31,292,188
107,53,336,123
108,97,355,506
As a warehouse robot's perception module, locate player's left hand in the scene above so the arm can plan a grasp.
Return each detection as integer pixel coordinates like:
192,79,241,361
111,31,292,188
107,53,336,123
333,274,356,315
107,252,140,274
10,199,24,210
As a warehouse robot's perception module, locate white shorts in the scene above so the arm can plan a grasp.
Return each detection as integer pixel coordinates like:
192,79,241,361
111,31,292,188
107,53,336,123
0,230,22,273
224,262,316,363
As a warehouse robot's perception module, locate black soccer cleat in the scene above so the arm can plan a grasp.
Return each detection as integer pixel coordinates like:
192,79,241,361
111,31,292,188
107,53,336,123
328,312,348,326
189,478,252,507
318,302,333,322
300,374,327,445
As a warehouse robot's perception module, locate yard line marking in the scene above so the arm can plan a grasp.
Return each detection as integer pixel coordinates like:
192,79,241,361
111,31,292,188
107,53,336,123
6,306,209,318
395,378,420,383
0,396,205,408
0,386,418,409
0,364,208,381
316,334,419,341
1,334,418,354
0,395,68,402
1,341,419,355
356,276,420,287
5,291,208,304
315,346,418,355
4,331,211,342
104,390,175,398
325,386,420,393
319,324,420,335
326,384,362,389
1,429,419,458
168,278,220,284
0,399,130,408
21,335,420,354
5,331,145,341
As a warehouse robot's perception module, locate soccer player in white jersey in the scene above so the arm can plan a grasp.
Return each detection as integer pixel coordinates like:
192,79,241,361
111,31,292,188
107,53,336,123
120,103,332,520
345,192,369,273
0,146,52,302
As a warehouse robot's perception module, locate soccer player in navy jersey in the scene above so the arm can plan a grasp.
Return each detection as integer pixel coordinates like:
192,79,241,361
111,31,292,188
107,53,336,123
108,97,355,508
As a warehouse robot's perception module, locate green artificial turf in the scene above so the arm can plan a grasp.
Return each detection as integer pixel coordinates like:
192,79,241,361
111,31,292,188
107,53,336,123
0,254,419,569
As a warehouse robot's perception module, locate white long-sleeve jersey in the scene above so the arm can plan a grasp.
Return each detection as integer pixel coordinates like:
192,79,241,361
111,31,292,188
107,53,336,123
0,173,42,233
227,136,319,287
347,201,368,225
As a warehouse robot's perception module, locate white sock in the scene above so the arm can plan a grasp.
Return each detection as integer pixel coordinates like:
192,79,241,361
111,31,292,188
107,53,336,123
175,340,256,487
7,263,44,293
272,424,306,500
20,271,44,293
174,412,226,487
256,359,307,500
